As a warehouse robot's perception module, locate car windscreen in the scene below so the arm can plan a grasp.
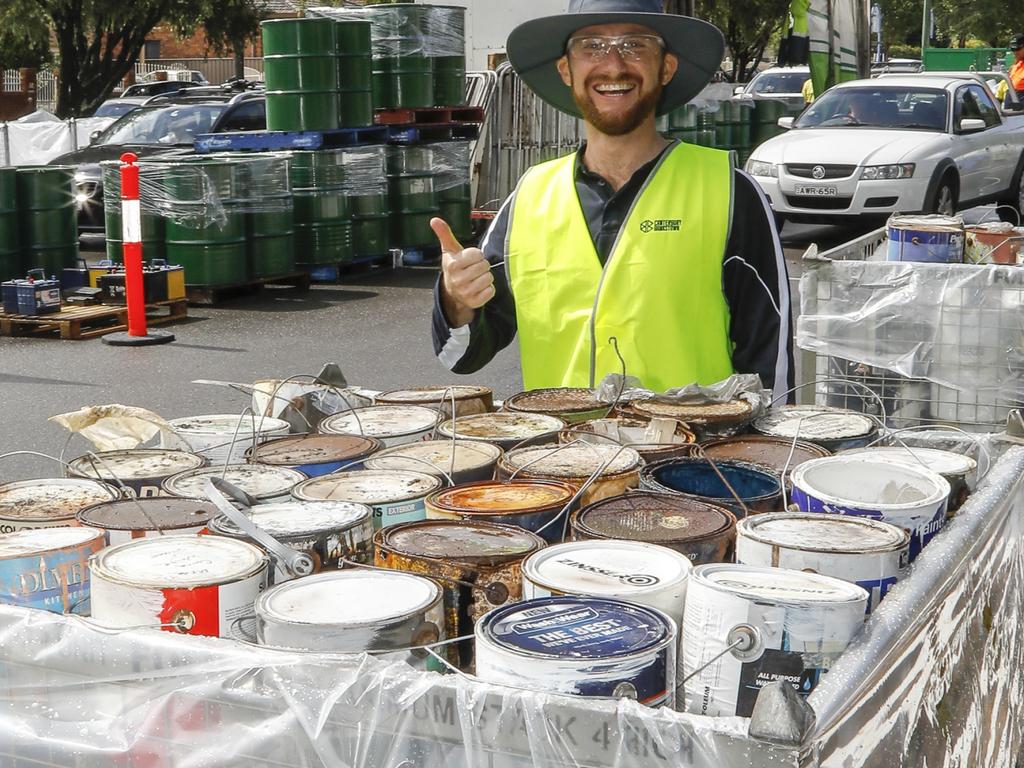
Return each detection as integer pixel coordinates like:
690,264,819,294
93,102,140,118
748,72,808,94
794,87,948,130
96,104,228,145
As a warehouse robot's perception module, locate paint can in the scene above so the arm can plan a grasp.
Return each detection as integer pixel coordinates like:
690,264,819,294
503,387,612,424
496,443,643,507
375,519,545,669
363,439,502,485
436,412,566,451
89,535,270,639
0,526,106,614
162,414,292,465
0,479,119,533
162,464,306,505
640,458,782,519
424,479,577,543
318,405,441,446
790,455,950,560
76,496,217,545
564,417,697,463
246,434,383,476
252,380,372,432
617,397,754,438
701,435,831,479
681,563,868,717
736,512,910,613
209,500,374,583
840,446,977,513
475,596,677,707
292,469,442,530
374,385,493,417
753,405,877,452
964,222,1022,265
255,570,445,667
570,492,737,564
66,449,208,498
886,214,965,263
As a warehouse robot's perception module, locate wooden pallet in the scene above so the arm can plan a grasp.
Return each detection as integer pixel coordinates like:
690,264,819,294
0,299,187,340
185,272,311,305
374,106,485,126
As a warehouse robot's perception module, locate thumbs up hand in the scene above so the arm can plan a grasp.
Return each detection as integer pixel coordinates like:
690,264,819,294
432,217,495,328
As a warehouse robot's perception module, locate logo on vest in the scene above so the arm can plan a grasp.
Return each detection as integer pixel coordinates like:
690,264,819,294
639,219,681,233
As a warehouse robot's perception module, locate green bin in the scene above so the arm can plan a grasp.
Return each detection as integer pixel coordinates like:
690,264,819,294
16,166,77,277
0,168,20,281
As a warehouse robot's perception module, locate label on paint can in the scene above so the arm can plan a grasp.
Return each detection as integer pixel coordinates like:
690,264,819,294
162,464,306,503
292,470,442,530
0,526,106,614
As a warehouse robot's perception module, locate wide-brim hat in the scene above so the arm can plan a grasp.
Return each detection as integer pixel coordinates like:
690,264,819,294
507,0,725,117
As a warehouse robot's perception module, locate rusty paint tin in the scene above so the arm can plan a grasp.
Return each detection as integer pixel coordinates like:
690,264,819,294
66,449,208,498
640,458,783,519
375,519,546,669
496,443,643,508
618,398,754,437
562,418,698,464
89,535,269,639
364,439,502,485
437,412,566,451
318,405,441,446
504,388,612,424
292,469,442,530
246,434,383,476
424,479,577,543
162,464,306,505
209,500,374,583
76,496,218,546
0,526,106,614
571,491,737,564
753,406,877,452
701,435,831,479
0,479,119,533
374,385,493,417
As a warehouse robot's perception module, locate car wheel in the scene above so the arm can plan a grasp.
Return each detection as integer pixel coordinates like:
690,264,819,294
929,175,957,216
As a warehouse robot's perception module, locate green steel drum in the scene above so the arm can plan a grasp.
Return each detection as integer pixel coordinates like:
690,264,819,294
346,146,389,258
262,18,340,131
425,6,467,106
386,144,439,248
241,155,294,277
290,151,353,266
715,101,737,150
101,161,166,264
436,142,471,242
16,166,77,276
362,4,434,109
753,99,787,146
0,167,19,280
336,20,374,127
734,102,754,165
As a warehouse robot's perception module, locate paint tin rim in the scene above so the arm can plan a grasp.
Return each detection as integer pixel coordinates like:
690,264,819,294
692,562,870,605
426,479,577,516
0,525,106,558
499,443,643,480
167,414,292,435
377,519,546,565
364,439,502,474
246,434,384,466
0,478,120,523
736,512,911,555
162,464,307,500
753,405,876,441
790,456,951,513
208,500,373,538
319,405,442,439
437,412,567,441
66,449,207,481
75,496,218,532
571,491,737,543
840,446,977,478
292,469,443,504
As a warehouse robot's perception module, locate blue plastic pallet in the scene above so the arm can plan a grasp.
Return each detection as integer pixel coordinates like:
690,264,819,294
386,123,480,145
194,125,389,153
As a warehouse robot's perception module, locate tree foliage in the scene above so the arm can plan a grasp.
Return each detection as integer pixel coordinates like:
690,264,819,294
203,0,269,80
0,1,51,70
692,0,790,81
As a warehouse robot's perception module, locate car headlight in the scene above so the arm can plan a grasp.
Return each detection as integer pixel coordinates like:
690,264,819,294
746,159,778,178
861,164,915,180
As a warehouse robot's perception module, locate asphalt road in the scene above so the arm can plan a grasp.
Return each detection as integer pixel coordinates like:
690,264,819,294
0,220,868,480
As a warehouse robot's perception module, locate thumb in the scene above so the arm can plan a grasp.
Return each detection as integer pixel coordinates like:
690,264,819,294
430,217,464,255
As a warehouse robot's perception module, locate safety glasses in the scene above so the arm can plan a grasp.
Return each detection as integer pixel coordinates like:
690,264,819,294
566,34,665,62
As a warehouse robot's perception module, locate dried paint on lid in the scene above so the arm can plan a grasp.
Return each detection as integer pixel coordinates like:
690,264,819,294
438,412,566,440
67,450,206,480
0,526,104,558
574,492,735,542
626,398,753,423
364,440,501,475
258,570,440,625
505,388,610,414
168,414,291,435
738,513,910,554
524,540,692,595
163,465,305,500
319,406,441,438
693,563,869,604
77,497,217,531
249,434,382,465
375,385,490,403
0,479,117,521
91,535,267,588
381,520,545,564
754,406,875,441
210,500,372,537
702,436,830,472
842,447,977,478
430,481,575,513
502,444,641,478
293,470,442,504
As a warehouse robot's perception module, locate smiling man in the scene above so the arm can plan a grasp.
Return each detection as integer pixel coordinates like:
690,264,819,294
430,0,793,399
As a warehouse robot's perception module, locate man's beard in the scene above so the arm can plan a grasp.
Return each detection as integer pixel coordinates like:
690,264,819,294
572,72,663,136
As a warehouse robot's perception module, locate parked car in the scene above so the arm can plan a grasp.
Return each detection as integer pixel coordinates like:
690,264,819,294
138,69,209,85
877,71,1024,111
51,92,266,233
733,66,810,99
92,82,212,119
870,58,923,75
744,76,1024,224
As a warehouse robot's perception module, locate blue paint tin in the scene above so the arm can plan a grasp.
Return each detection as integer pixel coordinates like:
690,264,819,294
0,526,106,614
640,458,782,519
475,596,676,707
886,215,964,263
247,434,384,476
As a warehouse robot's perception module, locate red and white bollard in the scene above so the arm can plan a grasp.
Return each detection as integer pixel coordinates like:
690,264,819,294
102,152,175,346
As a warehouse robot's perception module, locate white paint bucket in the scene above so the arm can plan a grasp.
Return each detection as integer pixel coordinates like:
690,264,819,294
790,456,951,561
475,596,677,707
682,563,868,717
0,526,106,614
67,449,207,498
437,412,566,451
162,464,306,505
318,405,441,446
291,469,442,530
735,512,910,613
841,446,978,511
89,535,269,639
162,414,291,465
364,439,502,484
374,385,493,417
0,478,119,533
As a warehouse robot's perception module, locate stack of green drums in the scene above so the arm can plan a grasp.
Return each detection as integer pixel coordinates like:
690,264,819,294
291,150,353,271
0,168,19,281
714,101,753,164
263,18,340,131
435,141,472,243
242,154,294,278
386,144,439,249
16,166,77,277
693,108,716,147
752,99,789,147
361,3,434,109
346,146,390,260
425,5,467,106
101,161,166,264
663,104,698,143
335,19,374,127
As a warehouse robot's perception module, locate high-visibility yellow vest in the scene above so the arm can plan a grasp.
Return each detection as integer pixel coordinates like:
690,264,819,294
506,140,735,392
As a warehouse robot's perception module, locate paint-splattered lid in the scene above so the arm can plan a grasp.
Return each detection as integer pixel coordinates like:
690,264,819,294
292,470,442,504
754,406,875,440
162,464,306,500
693,563,869,604
438,412,566,440
364,439,501,475
0,526,104,558
0,479,117,521
380,520,545,565
524,540,692,595
574,492,735,542
502,444,641,478
429,480,575,513
209,500,372,537
319,405,441,438
738,512,910,554
77,497,217,531
248,435,382,465
91,535,268,588
67,449,206,481
505,388,610,414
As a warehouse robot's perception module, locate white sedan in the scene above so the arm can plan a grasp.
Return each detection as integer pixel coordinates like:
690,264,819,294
745,76,1024,224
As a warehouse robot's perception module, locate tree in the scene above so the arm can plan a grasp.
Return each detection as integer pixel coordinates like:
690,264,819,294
204,0,269,81
0,1,51,70
692,0,791,81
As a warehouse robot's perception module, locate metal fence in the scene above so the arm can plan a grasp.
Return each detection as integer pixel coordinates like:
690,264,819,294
142,57,265,85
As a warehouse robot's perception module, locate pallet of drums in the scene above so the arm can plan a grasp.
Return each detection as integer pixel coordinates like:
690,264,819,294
0,383,980,719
